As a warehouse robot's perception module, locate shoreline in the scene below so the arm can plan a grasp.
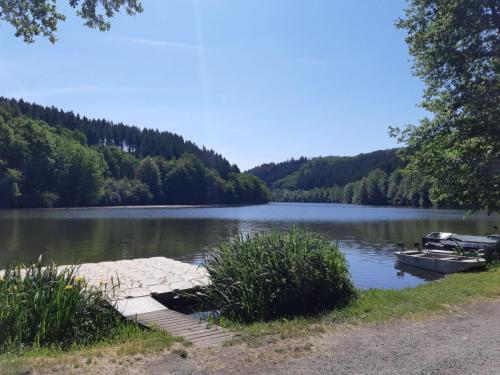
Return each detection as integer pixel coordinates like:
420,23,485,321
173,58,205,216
0,203,268,211
3,264,499,374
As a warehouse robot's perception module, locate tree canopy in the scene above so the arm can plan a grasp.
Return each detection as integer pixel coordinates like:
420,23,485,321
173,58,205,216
0,100,271,208
250,149,445,208
272,168,434,208
248,149,401,190
0,0,143,43
0,97,236,178
393,0,499,213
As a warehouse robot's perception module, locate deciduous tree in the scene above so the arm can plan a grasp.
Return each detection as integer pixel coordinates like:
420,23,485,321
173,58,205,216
394,0,500,213
0,0,143,43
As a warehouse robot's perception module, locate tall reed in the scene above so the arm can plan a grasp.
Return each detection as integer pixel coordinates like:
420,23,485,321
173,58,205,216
203,228,357,323
0,259,120,351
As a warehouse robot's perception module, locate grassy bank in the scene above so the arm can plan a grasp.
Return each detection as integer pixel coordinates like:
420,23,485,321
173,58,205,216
3,244,499,372
2,265,499,372
230,263,500,346
0,324,183,375
0,260,184,374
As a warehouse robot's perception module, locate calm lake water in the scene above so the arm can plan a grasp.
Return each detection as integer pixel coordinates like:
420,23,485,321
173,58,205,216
0,203,497,289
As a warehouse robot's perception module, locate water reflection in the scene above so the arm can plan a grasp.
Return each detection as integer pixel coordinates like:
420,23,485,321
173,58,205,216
0,203,497,289
394,262,443,282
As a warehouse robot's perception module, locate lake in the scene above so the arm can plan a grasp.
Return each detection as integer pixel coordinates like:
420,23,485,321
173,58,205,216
0,203,497,289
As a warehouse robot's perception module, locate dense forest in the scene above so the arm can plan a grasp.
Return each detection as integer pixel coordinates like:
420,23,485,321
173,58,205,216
0,97,234,178
0,98,270,208
272,169,434,207
247,157,309,187
249,150,443,208
248,149,401,190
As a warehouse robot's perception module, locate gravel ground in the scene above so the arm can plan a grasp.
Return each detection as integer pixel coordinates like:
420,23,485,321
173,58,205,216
142,300,500,375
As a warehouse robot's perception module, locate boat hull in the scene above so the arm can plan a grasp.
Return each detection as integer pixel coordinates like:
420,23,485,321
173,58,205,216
395,251,486,274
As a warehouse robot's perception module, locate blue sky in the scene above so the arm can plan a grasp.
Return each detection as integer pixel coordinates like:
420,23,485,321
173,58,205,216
0,0,426,170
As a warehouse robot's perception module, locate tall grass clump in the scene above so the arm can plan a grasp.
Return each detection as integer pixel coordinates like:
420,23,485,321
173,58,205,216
0,259,120,351
204,229,357,323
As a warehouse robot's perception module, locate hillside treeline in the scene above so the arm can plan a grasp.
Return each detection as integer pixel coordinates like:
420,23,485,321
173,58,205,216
247,157,309,186
0,103,270,208
0,97,234,178
273,169,435,207
249,149,448,208
248,149,401,190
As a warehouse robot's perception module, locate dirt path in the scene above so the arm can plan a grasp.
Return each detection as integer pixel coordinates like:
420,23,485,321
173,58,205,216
141,300,500,375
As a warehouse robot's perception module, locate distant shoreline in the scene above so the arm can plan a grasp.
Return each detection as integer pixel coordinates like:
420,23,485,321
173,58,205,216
1,203,268,211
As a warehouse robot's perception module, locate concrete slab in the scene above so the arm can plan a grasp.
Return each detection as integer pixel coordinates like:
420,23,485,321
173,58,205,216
115,296,167,316
72,257,209,301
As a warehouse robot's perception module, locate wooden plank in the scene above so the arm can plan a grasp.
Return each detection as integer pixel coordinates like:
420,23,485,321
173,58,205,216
133,315,197,326
134,309,199,322
118,292,231,347
133,310,228,335
129,313,232,346
167,327,207,336
173,326,216,335
183,329,226,340
159,323,207,333
142,316,203,326
144,315,203,325
131,310,179,320
140,316,196,326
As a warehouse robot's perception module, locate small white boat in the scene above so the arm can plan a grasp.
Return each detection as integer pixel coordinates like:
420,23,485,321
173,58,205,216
395,249,486,274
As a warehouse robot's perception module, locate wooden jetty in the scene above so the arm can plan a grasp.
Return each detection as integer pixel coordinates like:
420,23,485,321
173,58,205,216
129,305,232,347
3,257,231,347
73,257,232,347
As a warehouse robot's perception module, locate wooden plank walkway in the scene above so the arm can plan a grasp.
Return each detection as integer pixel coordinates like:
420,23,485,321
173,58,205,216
127,308,233,347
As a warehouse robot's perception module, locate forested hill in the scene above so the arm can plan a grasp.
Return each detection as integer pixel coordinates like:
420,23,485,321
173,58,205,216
0,97,234,178
246,157,309,186
248,150,444,208
0,99,270,208
248,149,401,190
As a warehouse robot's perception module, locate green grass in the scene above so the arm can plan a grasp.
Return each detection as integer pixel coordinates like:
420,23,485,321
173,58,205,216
0,324,179,375
0,259,121,350
0,259,183,373
228,263,500,346
327,263,500,322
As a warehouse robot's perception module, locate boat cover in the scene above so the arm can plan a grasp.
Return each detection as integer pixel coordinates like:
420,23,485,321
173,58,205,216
423,232,499,250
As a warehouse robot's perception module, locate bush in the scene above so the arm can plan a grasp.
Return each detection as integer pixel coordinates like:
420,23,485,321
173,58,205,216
100,178,153,206
0,259,121,351
204,229,357,323
39,191,59,207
